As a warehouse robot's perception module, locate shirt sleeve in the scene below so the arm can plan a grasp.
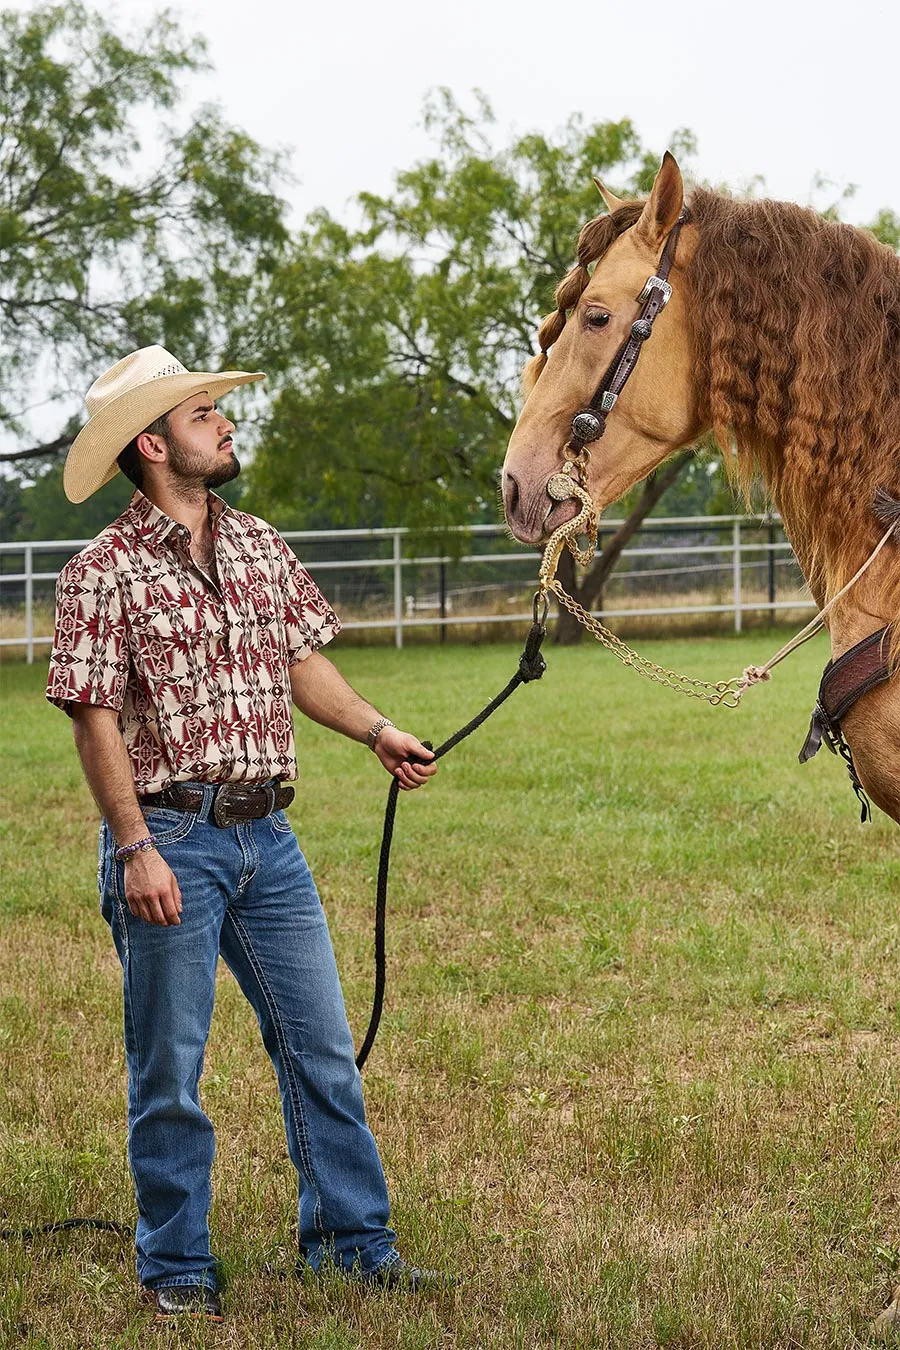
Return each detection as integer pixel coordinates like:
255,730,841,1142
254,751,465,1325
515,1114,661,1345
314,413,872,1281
270,532,342,665
46,552,129,717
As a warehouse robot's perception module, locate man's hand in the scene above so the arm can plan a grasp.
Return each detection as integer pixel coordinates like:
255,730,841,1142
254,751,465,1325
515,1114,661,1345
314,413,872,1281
373,728,437,791
123,849,183,926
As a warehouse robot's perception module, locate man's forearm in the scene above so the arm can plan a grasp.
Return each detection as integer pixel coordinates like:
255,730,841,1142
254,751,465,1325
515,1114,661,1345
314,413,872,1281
288,651,382,742
72,705,149,846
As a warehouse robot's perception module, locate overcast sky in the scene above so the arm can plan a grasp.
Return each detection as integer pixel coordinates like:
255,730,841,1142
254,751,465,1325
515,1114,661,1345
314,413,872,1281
4,0,898,455
116,0,899,227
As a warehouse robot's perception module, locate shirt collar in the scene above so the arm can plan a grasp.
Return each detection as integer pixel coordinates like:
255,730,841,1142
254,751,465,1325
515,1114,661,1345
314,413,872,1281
125,489,233,546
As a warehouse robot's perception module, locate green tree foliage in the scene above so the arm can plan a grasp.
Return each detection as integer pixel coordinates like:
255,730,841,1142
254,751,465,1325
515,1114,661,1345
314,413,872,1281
0,1,288,496
242,94,700,532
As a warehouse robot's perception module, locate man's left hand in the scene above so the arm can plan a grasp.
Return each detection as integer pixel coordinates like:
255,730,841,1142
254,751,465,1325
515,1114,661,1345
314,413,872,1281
373,728,437,790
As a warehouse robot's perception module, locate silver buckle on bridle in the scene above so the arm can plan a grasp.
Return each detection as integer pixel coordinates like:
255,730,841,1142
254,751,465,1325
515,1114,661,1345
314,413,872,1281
637,275,673,307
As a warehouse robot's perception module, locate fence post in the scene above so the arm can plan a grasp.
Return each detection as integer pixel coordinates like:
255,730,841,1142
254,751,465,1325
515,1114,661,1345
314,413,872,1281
439,560,447,644
768,523,776,609
24,545,34,665
393,531,403,649
732,520,742,634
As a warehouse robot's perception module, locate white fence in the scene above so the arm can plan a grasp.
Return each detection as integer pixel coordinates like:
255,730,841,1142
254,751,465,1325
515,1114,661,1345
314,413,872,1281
0,515,814,662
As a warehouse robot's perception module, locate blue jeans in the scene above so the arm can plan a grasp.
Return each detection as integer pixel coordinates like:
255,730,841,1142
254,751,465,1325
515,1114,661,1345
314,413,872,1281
98,784,397,1290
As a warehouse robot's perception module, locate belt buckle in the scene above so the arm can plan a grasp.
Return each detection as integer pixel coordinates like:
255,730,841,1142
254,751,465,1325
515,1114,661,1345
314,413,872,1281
212,784,277,827
212,786,239,828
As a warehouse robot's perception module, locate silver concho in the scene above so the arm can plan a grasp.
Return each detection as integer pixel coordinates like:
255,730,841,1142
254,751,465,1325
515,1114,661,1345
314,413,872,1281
571,410,603,443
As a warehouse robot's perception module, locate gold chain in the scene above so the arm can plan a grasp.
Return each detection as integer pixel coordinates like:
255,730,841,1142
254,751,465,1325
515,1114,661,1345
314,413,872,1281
537,468,747,709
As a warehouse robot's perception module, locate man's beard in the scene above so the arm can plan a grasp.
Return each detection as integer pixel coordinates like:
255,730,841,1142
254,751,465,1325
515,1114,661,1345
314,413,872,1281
166,434,241,490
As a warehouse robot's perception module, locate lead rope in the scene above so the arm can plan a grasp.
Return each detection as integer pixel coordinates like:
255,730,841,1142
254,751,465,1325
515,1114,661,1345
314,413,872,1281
535,465,898,709
355,619,548,1070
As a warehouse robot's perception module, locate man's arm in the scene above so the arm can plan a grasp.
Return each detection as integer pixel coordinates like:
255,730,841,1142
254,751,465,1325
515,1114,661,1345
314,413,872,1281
71,705,182,926
288,651,436,791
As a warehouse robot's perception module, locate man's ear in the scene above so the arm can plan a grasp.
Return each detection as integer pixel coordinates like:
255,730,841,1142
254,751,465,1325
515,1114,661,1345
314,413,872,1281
135,430,167,464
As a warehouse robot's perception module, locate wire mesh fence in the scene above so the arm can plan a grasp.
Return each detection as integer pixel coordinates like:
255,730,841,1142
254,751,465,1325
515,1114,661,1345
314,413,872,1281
0,516,814,661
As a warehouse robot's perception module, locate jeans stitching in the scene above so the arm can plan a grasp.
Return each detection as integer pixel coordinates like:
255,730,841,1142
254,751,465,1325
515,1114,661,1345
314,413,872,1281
147,811,197,849
235,824,259,893
223,908,324,1238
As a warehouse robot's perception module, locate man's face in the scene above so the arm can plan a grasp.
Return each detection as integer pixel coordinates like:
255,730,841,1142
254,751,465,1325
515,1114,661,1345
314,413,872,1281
161,393,240,489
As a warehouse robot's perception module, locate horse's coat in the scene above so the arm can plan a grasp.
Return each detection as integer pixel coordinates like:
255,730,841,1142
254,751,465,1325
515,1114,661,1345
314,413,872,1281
502,155,900,824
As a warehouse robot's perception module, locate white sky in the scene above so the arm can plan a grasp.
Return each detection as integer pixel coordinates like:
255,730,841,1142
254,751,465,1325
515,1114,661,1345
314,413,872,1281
116,0,899,228
4,0,899,454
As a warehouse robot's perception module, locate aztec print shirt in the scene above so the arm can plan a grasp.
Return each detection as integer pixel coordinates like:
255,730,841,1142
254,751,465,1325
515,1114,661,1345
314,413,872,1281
46,490,341,793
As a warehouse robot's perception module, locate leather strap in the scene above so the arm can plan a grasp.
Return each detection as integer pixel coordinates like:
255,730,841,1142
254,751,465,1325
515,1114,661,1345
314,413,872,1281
798,626,894,822
567,214,686,454
140,782,295,822
819,626,893,723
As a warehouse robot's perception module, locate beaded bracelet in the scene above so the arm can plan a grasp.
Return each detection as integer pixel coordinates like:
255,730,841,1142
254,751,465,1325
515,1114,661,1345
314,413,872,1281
114,836,158,863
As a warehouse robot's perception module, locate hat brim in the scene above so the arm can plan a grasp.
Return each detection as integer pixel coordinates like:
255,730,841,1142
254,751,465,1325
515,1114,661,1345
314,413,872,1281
64,370,265,503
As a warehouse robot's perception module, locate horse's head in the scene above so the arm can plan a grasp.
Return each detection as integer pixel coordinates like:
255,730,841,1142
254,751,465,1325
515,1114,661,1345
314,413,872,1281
502,154,703,543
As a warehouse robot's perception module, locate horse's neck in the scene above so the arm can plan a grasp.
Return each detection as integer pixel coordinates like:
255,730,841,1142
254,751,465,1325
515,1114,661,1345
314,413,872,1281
772,481,893,657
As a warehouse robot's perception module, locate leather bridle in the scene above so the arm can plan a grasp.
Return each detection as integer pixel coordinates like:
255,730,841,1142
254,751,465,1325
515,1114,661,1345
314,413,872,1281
561,212,686,473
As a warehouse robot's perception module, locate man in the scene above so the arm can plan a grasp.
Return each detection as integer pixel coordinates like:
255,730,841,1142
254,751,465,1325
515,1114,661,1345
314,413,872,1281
46,346,439,1322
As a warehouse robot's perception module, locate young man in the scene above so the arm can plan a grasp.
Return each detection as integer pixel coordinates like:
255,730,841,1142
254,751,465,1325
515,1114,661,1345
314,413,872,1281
46,347,439,1322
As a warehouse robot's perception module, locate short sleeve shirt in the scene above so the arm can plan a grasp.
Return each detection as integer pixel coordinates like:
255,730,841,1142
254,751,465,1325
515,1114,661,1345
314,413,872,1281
45,490,341,792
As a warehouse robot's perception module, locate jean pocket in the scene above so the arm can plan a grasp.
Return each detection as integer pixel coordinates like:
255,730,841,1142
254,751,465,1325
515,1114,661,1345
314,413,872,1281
269,810,294,835
141,807,198,847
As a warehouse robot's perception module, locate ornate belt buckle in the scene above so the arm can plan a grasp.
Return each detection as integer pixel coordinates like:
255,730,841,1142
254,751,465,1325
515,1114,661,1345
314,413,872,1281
212,787,239,828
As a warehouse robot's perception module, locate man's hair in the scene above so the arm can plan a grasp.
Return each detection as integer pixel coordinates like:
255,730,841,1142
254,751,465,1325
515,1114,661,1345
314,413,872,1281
117,412,171,489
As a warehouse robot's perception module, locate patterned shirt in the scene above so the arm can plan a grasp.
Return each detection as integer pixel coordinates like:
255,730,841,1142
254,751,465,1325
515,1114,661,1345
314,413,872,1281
46,490,341,792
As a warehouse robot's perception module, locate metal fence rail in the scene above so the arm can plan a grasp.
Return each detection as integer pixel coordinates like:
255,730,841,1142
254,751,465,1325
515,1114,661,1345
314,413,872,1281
0,515,814,662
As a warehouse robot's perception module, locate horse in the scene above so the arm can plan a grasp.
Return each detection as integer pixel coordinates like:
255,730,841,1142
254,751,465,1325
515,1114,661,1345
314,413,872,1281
501,153,900,826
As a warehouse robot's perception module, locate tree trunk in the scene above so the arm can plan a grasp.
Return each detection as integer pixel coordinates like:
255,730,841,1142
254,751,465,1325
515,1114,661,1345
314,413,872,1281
550,450,694,644
552,547,585,644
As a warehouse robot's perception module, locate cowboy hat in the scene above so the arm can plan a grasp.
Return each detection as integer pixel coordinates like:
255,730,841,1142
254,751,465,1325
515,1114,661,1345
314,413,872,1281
63,345,265,503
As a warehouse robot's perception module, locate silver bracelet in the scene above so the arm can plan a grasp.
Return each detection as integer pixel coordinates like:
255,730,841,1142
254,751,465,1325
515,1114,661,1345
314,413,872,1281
366,717,394,751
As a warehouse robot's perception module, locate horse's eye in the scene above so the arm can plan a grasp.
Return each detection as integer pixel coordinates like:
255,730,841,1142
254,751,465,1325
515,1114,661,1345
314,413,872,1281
585,311,610,330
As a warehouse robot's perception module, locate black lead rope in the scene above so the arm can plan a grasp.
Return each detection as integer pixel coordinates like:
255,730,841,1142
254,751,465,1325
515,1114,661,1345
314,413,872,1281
1,620,548,1244
355,617,548,1070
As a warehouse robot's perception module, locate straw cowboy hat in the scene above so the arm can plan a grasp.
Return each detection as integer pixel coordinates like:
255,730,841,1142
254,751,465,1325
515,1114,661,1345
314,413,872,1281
63,345,265,503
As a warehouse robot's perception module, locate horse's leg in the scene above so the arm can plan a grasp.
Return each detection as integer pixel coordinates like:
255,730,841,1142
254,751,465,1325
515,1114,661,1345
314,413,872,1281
841,679,900,825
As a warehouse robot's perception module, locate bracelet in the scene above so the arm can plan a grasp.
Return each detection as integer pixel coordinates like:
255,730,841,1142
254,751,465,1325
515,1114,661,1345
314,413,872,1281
114,836,158,863
366,716,394,751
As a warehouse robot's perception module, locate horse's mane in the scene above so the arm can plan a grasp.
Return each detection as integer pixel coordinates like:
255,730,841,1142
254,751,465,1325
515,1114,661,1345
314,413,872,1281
526,189,900,626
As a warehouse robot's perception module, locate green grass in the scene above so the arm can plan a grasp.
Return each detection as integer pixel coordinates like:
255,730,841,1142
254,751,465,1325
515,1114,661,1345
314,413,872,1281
1,634,898,1348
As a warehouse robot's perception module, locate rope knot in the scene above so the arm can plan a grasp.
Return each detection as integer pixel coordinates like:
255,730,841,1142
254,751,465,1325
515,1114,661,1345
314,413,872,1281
518,621,547,682
739,665,771,688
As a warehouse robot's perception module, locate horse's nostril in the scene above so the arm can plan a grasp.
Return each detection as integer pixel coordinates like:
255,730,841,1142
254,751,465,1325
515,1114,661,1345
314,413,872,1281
504,471,520,518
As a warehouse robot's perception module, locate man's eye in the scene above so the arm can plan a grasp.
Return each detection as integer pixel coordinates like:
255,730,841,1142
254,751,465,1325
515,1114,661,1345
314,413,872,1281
586,311,610,330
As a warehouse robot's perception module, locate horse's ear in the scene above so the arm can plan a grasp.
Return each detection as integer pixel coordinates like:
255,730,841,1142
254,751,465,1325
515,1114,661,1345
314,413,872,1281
592,177,625,214
634,152,684,250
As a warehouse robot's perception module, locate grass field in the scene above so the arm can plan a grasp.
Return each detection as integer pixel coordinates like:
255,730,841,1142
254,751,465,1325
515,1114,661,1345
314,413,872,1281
1,635,898,1349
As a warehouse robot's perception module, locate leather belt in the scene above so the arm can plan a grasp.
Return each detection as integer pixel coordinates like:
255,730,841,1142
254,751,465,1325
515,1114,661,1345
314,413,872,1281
140,782,295,828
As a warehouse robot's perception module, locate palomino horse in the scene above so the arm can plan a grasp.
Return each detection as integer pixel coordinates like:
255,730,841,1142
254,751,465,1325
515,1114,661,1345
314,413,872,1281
502,153,900,826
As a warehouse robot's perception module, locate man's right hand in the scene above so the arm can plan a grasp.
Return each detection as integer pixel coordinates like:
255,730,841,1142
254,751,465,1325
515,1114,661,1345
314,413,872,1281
123,850,183,926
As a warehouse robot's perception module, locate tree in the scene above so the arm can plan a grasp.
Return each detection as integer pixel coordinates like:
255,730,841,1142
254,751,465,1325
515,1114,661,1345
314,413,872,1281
243,95,700,541
0,2,289,484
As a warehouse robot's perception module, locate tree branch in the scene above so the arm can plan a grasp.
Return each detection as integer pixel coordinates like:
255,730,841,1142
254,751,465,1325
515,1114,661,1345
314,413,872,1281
0,432,73,463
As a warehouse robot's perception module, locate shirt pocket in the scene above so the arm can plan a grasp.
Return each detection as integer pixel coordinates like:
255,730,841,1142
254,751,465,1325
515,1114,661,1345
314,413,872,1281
243,581,284,661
